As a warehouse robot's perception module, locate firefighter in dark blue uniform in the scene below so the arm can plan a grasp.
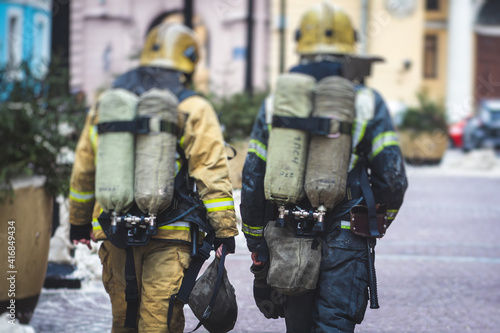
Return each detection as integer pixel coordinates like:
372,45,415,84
240,2,408,332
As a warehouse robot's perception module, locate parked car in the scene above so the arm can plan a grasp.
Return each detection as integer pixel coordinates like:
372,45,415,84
462,99,500,152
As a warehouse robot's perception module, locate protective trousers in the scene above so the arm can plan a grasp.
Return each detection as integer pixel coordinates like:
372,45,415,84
282,226,369,333
98,240,192,333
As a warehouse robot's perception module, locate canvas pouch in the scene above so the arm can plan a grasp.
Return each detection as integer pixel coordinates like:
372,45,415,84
264,220,322,296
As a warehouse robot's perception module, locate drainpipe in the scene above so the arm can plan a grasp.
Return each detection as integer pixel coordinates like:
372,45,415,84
184,0,193,28
279,0,286,73
360,0,368,55
245,0,254,96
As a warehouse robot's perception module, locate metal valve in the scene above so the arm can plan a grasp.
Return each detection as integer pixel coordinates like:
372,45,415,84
275,205,327,232
146,214,157,236
110,211,119,235
312,205,326,232
275,205,288,228
109,212,158,236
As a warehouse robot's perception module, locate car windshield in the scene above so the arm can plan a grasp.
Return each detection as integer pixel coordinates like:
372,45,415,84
483,100,500,121
491,110,500,121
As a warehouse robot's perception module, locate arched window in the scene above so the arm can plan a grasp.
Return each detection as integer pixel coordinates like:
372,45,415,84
7,7,23,68
33,12,50,76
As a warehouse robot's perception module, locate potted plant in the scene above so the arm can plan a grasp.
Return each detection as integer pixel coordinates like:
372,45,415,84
396,92,449,165
0,59,85,324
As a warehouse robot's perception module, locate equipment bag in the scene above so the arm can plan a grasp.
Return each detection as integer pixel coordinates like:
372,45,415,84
188,245,238,333
264,220,322,296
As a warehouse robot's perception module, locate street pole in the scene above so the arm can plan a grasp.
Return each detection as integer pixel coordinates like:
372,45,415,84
279,0,286,73
360,0,368,55
184,0,193,28
245,0,254,97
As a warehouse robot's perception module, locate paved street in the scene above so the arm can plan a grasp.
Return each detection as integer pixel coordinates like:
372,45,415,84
25,150,500,332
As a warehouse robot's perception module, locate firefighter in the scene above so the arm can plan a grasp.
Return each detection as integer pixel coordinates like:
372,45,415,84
69,22,238,332
241,2,408,332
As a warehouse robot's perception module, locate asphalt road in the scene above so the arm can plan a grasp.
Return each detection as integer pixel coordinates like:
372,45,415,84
27,150,500,333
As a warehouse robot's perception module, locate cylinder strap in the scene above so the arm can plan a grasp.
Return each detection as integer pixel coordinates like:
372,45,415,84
97,117,179,135
272,115,352,136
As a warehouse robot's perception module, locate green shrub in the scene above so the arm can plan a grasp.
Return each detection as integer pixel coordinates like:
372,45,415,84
210,91,268,142
0,58,86,201
398,92,447,133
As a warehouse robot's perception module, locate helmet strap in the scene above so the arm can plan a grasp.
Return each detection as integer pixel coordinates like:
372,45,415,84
181,73,193,87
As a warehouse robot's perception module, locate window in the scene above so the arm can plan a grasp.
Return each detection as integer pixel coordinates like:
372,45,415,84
33,13,50,76
426,0,440,11
424,34,438,78
8,16,18,65
103,43,112,73
7,8,23,68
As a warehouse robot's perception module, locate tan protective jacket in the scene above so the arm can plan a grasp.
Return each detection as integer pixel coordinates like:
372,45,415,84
69,94,238,242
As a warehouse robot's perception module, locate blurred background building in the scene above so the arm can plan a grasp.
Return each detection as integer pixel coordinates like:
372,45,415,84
68,0,270,101
270,0,500,123
0,0,52,82
0,0,499,122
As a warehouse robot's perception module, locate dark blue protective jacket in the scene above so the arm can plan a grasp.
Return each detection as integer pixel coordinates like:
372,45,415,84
241,61,408,252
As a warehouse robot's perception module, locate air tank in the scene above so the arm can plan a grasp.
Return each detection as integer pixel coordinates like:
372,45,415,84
95,89,138,215
304,76,356,210
264,73,316,206
134,88,179,216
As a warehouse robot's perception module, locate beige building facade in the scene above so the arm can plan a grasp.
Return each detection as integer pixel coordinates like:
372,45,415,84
269,0,426,111
269,0,500,123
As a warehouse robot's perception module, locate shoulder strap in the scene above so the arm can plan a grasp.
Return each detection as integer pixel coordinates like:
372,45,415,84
178,89,198,102
358,155,380,237
201,245,227,320
167,231,215,330
264,95,275,125
124,247,139,329
355,87,376,122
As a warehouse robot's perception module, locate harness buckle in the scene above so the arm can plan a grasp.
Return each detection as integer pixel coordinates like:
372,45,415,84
327,115,342,139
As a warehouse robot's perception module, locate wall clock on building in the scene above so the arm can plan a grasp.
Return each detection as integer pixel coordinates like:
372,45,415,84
386,0,417,18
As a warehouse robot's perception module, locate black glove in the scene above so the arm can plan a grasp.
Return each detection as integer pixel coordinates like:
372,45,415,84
214,237,236,253
251,263,285,319
70,223,92,243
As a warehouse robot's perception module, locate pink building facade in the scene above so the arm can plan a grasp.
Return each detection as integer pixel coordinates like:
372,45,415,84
70,0,270,103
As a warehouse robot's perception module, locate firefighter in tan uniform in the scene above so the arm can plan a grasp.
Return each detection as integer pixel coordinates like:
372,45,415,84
69,23,238,332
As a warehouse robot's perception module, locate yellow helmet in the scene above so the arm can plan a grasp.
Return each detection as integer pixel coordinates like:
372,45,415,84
140,23,200,74
295,1,356,55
